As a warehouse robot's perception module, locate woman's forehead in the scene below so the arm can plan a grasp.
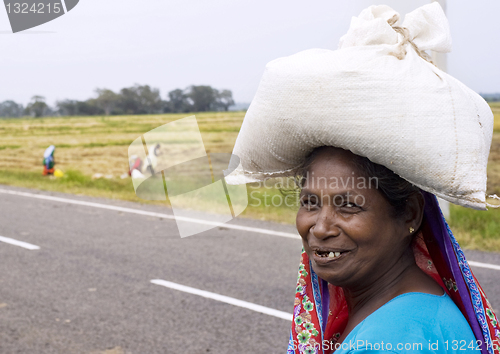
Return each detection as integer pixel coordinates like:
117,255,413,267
300,148,381,196
306,148,362,176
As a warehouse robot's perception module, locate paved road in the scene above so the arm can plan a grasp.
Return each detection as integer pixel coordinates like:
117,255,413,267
0,185,498,354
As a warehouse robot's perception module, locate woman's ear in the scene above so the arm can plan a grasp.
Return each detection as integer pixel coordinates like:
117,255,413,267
405,191,425,233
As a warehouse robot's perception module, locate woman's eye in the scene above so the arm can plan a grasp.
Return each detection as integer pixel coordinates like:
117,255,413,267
300,197,318,209
300,199,311,206
341,202,361,211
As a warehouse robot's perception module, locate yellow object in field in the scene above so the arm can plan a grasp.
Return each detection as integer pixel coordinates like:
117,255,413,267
54,169,64,178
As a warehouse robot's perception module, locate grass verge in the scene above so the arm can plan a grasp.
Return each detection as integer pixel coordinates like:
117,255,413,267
0,169,299,224
448,203,500,252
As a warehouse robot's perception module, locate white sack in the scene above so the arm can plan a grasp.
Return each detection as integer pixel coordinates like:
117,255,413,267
226,3,496,210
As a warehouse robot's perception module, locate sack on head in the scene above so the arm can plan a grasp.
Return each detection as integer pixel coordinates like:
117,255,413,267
226,3,497,210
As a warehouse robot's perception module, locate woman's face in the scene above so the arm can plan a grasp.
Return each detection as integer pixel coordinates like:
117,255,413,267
296,147,410,289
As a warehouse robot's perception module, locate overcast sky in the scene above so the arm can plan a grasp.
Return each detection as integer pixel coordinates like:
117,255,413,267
0,0,498,106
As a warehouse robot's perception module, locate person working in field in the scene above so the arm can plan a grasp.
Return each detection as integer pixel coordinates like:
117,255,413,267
42,145,56,176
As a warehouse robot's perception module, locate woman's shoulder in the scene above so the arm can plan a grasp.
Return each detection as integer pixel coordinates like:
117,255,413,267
340,292,478,353
369,291,458,320
359,291,472,335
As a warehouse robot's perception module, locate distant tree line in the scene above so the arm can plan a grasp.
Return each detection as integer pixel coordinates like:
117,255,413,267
0,84,235,118
481,93,500,102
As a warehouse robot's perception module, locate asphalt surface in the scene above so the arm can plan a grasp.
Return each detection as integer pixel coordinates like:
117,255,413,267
0,185,499,354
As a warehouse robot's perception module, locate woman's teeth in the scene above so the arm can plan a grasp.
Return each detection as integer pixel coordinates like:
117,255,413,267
316,251,341,258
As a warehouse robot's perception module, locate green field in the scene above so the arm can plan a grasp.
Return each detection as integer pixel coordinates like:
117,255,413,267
1,109,499,251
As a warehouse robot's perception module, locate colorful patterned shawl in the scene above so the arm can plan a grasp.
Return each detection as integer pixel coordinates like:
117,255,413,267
288,192,500,354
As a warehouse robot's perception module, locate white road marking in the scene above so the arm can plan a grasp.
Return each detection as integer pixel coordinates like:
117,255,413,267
468,261,500,271
0,235,40,250
0,188,300,239
151,279,292,321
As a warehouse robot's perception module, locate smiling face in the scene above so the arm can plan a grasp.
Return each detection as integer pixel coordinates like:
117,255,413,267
296,147,413,290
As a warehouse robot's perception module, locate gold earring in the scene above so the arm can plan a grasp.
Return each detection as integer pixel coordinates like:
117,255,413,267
409,227,415,234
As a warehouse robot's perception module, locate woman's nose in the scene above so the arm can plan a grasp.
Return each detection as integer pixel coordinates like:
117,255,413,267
310,209,341,239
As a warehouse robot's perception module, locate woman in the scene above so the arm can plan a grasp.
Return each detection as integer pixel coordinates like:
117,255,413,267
224,3,500,354
288,146,497,353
